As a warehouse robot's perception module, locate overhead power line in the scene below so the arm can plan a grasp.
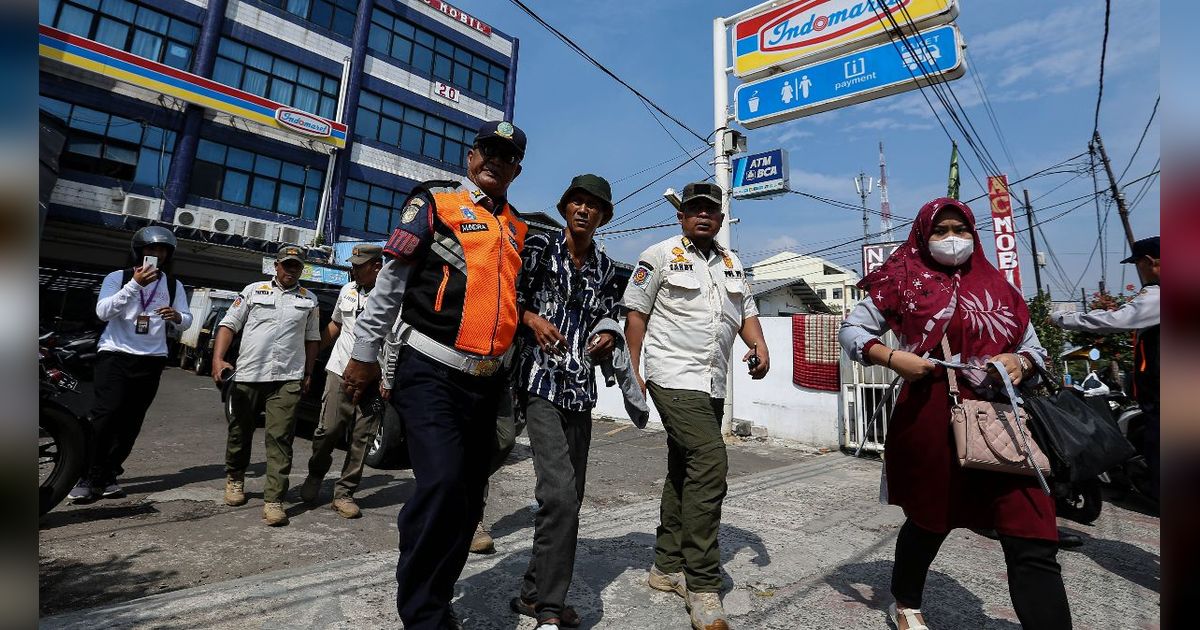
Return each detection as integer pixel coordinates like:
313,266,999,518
505,0,707,143
1094,0,1112,135
1118,95,1159,183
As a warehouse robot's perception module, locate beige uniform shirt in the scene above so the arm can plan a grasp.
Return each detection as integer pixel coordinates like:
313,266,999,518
326,281,368,378
219,279,320,382
622,235,758,398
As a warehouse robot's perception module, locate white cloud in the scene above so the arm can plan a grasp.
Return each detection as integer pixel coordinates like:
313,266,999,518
788,168,857,198
765,234,799,251
843,117,934,132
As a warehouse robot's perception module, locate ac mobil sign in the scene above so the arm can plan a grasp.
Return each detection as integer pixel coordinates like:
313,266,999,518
733,0,957,78
274,107,333,138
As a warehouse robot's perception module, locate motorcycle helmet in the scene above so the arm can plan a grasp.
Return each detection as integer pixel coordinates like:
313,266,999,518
131,226,177,260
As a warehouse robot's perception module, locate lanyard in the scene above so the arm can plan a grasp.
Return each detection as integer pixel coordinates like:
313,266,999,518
138,277,162,314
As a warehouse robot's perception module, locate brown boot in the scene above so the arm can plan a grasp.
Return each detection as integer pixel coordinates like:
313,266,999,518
224,474,246,506
469,520,495,554
263,501,289,526
331,496,361,519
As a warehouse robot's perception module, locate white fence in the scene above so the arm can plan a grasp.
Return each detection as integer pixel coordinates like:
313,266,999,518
592,316,841,448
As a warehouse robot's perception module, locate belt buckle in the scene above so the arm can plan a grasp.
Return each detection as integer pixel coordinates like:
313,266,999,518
472,358,499,377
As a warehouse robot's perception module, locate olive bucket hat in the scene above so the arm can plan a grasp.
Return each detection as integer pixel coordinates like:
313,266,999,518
556,174,614,226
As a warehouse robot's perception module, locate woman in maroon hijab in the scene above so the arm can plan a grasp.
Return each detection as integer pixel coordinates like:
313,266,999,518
839,198,1070,630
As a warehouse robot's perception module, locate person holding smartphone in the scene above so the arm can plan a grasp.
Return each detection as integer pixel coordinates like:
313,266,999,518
68,226,192,503
622,182,769,630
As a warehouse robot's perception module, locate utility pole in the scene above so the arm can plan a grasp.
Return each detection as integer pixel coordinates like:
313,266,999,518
1092,131,1137,250
1081,287,1087,310
854,172,873,244
1022,188,1044,296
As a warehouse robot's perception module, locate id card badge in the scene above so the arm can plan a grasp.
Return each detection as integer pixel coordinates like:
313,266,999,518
135,314,151,335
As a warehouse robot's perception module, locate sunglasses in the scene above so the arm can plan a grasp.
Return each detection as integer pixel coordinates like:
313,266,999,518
473,142,521,165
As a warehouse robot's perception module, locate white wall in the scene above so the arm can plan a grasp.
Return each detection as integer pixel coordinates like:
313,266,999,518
592,316,840,448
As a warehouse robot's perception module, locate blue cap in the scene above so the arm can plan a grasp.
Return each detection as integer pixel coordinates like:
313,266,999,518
1119,236,1159,263
473,120,526,158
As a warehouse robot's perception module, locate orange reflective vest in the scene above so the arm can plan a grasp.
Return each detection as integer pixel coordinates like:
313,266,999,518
401,182,528,357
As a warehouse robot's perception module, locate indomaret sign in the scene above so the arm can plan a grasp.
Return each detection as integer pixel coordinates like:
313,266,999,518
987,175,1022,289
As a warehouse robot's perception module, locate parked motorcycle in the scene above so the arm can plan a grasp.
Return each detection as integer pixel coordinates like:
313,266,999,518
39,332,89,516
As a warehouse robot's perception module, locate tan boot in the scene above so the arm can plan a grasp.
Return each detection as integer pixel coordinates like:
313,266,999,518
686,591,730,630
647,565,687,599
263,501,289,526
469,521,495,554
224,474,246,506
331,496,361,519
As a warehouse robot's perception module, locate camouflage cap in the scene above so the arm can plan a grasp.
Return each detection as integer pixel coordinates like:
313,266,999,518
276,244,306,263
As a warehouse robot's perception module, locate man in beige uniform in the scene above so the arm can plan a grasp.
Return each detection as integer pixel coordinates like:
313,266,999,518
213,244,320,526
623,182,770,630
301,244,385,518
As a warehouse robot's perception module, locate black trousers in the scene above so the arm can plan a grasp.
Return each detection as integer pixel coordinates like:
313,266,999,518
86,351,167,482
891,519,1072,629
391,348,501,630
519,395,593,622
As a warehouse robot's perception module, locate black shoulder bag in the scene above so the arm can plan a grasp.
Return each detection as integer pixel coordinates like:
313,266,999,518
1022,364,1136,486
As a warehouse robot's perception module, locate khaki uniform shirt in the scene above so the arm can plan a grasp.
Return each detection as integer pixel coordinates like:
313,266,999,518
219,279,320,382
622,235,758,398
326,281,368,378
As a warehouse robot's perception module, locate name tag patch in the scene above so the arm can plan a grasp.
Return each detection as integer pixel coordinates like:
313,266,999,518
669,262,694,272
461,222,489,233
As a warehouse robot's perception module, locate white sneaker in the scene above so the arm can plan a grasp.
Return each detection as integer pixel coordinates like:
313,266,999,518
888,602,930,630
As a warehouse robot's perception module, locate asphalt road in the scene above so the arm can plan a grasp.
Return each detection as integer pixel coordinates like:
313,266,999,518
39,368,1160,628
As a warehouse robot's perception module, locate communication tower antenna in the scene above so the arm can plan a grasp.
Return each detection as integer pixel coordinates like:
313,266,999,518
879,141,894,241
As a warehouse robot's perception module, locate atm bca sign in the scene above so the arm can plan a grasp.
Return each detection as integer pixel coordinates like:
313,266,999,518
732,149,789,199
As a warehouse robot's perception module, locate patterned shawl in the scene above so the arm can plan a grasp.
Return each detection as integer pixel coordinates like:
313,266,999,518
857,197,1029,362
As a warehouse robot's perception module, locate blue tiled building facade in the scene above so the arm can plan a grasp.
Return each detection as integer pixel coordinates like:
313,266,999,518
39,0,518,287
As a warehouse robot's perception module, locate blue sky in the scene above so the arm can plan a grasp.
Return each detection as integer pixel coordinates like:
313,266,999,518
452,0,1160,299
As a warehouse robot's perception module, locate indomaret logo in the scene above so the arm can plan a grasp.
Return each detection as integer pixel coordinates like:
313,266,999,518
761,0,911,52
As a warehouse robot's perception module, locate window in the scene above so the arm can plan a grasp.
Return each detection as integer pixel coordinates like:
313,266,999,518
368,7,508,107
41,95,175,186
356,90,473,169
214,38,339,119
832,288,843,300
41,0,198,70
190,139,322,218
816,288,827,299
259,0,358,38
342,179,407,236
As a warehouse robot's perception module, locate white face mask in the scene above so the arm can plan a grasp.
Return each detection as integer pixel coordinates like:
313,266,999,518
928,236,974,267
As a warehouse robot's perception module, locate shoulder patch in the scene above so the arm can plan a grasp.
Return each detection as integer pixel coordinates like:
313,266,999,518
632,262,653,287
401,203,422,224
384,228,421,260
232,296,243,308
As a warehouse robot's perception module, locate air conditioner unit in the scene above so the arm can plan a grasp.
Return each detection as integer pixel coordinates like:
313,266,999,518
243,219,271,240
174,208,199,228
194,210,234,234
277,225,303,244
121,195,161,220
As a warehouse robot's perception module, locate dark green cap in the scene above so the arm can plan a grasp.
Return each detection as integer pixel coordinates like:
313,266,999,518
348,243,383,265
276,243,306,263
557,174,614,226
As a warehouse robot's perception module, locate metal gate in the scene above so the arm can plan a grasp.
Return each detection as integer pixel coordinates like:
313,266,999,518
840,331,900,453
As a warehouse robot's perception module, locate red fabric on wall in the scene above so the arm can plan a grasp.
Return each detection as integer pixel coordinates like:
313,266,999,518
792,314,840,391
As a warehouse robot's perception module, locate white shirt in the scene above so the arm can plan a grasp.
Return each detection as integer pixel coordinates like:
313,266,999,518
622,235,758,397
326,281,369,378
96,271,193,357
218,279,321,382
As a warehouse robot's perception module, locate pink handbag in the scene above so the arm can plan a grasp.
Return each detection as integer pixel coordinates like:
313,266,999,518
943,337,1052,484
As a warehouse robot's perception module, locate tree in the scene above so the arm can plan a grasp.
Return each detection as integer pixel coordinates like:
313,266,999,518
1068,289,1135,389
1027,291,1066,382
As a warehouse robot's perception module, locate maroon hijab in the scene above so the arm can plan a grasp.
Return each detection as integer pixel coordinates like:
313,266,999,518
857,197,1029,362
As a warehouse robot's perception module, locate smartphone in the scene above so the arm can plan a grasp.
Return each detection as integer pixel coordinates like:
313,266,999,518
143,255,158,270
747,343,761,371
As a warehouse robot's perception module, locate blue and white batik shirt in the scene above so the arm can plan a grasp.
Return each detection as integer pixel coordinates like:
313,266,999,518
517,230,620,411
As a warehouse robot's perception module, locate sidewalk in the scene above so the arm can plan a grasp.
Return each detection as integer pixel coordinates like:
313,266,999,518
42,453,1159,629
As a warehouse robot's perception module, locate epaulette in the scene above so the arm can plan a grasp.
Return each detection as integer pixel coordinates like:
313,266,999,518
413,179,461,197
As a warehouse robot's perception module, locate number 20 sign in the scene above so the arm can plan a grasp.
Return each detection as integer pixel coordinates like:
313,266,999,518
434,81,460,103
